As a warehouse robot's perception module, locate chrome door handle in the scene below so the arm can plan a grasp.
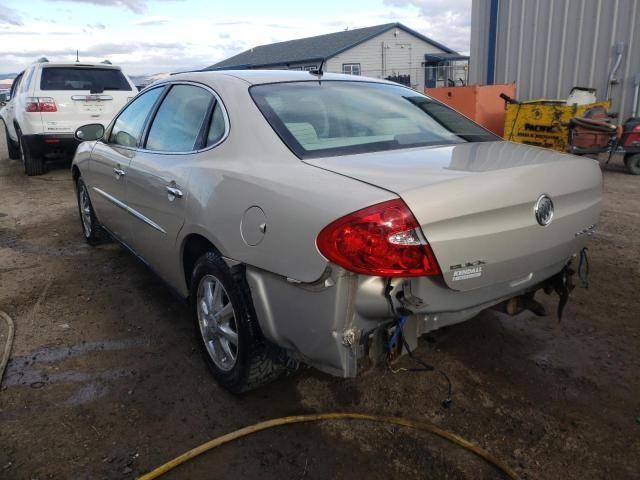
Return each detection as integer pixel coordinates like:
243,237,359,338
113,167,125,178
166,186,183,199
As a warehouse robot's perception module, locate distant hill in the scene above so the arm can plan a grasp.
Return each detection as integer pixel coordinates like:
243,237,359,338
0,73,16,89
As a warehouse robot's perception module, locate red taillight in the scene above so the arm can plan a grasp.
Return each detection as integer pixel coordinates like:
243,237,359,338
25,97,57,112
316,199,441,277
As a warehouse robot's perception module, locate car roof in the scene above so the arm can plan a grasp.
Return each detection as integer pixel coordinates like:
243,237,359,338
167,69,396,86
33,62,123,70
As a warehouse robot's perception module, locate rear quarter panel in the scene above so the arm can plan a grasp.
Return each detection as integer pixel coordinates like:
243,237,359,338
173,75,396,294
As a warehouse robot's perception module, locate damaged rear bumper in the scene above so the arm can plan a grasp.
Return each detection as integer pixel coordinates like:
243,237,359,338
246,255,578,378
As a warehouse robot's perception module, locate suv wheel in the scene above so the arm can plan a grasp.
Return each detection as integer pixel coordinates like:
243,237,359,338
3,124,20,160
20,136,45,176
624,153,640,175
190,252,283,393
76,176,107,245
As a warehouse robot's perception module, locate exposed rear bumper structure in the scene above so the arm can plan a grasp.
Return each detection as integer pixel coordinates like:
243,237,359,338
246,255,578,378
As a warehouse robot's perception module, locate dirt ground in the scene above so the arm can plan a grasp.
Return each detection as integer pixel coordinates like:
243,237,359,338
0,128,638,480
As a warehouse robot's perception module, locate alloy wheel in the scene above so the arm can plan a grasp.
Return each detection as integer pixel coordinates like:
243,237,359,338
78,183,93,237
196,274,239,371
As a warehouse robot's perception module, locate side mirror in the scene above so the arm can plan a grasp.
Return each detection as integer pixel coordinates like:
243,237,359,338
75,123,105,142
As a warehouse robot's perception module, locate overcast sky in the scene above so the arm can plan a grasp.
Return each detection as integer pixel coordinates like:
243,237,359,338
0,0,471,76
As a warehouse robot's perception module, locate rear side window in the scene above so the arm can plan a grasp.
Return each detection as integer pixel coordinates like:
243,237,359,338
110,87,163,147
40,67,132,92
9,73,23,99
20,67,35,93
145,85,213,152
206,103,226,146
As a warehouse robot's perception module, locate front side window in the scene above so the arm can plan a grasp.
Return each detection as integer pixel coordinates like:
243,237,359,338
145,85,213,152
110,87,162,148
251,81,497,159
40,67,132,92
342,63,361,75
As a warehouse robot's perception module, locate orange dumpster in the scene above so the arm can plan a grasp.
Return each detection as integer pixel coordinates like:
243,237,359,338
425,83,516,137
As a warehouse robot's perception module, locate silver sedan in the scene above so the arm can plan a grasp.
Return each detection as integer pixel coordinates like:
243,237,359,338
71,70,602,392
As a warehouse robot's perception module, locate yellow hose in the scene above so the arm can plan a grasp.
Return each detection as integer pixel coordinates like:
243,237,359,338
0,310,15,386
138,412,519,480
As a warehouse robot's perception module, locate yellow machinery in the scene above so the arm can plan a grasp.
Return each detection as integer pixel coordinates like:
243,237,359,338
504,99,610,152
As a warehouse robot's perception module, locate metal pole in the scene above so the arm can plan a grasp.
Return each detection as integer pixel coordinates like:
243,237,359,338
605,43,625,101
486,0,500,85
632,73,640,118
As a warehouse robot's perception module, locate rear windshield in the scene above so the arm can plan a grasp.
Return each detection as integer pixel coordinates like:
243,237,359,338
40,67,132,92
251,81,498,159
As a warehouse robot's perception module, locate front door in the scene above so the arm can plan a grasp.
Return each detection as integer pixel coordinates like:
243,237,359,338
122,83,216,280
84,87,164,242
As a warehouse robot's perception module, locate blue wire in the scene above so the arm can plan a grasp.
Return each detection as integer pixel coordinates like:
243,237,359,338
387,316,407,352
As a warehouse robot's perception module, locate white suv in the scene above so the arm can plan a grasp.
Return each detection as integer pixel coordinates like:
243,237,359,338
0,58,136,175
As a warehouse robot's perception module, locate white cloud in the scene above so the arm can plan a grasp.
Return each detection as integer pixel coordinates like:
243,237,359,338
135,16,170,26
44,0,184,14
383,0,471,53
0,4,470,76
0,6,23,26
45,0,149,14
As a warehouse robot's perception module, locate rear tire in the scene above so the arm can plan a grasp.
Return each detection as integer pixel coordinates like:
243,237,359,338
3,124,20,160
21,136,45,176
190,252,283,393
624,153,640,175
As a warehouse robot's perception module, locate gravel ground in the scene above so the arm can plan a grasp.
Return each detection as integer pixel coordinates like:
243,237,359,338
0,128,639,479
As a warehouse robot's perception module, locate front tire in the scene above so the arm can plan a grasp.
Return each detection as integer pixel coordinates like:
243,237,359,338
21,136,45,176
190,252,283,393
76,176,106,245
624,153,640,175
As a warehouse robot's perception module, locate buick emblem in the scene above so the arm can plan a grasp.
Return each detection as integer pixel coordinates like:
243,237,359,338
534,194,554,226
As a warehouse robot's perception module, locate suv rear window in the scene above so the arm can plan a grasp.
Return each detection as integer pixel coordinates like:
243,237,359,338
40,67,132,92
251,81,498,159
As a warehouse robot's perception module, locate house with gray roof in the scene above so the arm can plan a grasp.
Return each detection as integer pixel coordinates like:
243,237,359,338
206,23,468,92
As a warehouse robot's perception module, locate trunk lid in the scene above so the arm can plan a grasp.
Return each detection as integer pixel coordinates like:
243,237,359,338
305,141,603,291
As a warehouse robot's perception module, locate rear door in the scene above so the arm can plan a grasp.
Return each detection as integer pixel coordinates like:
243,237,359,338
38,66,134,134
122,83,224,280
86,86,164,241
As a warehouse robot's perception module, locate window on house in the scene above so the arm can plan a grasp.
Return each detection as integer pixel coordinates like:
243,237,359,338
303,65,317,71
342,63,361,75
